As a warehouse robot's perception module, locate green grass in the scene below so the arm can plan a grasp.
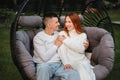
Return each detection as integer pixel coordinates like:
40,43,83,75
108,10,120,80
105,26,120,80
109,10,120,21
0,27,22,80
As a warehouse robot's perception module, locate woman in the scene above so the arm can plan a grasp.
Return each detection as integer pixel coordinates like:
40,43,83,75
57,12,95,80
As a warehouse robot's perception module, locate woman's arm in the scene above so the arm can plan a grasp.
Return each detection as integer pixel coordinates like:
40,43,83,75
63,33,87,53
58,44,73,69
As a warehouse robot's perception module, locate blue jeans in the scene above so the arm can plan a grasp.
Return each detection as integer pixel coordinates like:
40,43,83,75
36,62,80,80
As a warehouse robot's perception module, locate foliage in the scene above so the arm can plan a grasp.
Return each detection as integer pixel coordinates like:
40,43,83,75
0,8,15,22
104,0,120,9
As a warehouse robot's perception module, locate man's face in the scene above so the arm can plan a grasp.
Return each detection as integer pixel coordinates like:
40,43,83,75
49,17,60,31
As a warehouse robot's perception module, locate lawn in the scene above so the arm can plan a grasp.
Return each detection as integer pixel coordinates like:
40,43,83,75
0,10,120,80
105,26,120,80
0,27,22,80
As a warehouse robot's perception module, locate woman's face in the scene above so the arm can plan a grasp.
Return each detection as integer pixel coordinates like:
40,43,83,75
65,16,74,31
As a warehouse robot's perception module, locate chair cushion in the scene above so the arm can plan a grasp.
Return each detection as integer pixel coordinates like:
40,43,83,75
83,27,114,80
14,27,114,80
59,14,83,26
18,16,43,27
15,30,37,80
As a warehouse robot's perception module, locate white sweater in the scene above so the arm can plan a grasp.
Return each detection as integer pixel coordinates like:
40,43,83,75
58,30,95,80
58,30,87,65
33,31,60,64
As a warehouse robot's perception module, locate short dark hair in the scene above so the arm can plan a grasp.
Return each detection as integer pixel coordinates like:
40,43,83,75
43,12,58,20
43,12,58,29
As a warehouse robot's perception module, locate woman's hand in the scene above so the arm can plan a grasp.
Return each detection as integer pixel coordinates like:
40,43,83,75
57,35,65,42
64,64,73,70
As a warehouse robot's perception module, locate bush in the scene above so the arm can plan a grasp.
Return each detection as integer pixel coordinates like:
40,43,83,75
0,8,15,22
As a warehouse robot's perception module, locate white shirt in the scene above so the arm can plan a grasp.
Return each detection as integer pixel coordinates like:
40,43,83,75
33,30,60,64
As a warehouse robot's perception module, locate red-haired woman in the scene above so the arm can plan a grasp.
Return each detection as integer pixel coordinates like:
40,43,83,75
57,12,95,80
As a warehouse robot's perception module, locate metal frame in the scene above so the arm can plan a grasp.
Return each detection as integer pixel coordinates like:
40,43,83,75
10,0,30,65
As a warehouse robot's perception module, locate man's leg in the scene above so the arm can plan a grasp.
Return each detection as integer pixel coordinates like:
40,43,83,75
37,63,52,80
55,64,80,80
37,62,62,80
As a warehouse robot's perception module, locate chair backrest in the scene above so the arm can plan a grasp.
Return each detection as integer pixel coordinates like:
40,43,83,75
11,15,43,80
18,16,43,27
59,14,84,26
83,27,114,80
15,28,43,80
83,27,114,68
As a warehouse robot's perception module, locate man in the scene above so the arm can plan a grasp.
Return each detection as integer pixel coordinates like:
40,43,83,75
33,12,80,80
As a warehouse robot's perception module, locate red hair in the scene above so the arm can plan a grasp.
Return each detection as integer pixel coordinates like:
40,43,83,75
63,12,83,35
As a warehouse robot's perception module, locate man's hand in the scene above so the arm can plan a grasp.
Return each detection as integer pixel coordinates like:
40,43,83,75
84,39,89,50
54,35,65,47
54,38,62,47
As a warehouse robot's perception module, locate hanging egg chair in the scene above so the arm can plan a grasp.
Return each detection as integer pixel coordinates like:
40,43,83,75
10,0,115,80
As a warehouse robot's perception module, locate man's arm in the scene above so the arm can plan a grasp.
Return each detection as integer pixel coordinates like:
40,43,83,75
33,36,58,62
